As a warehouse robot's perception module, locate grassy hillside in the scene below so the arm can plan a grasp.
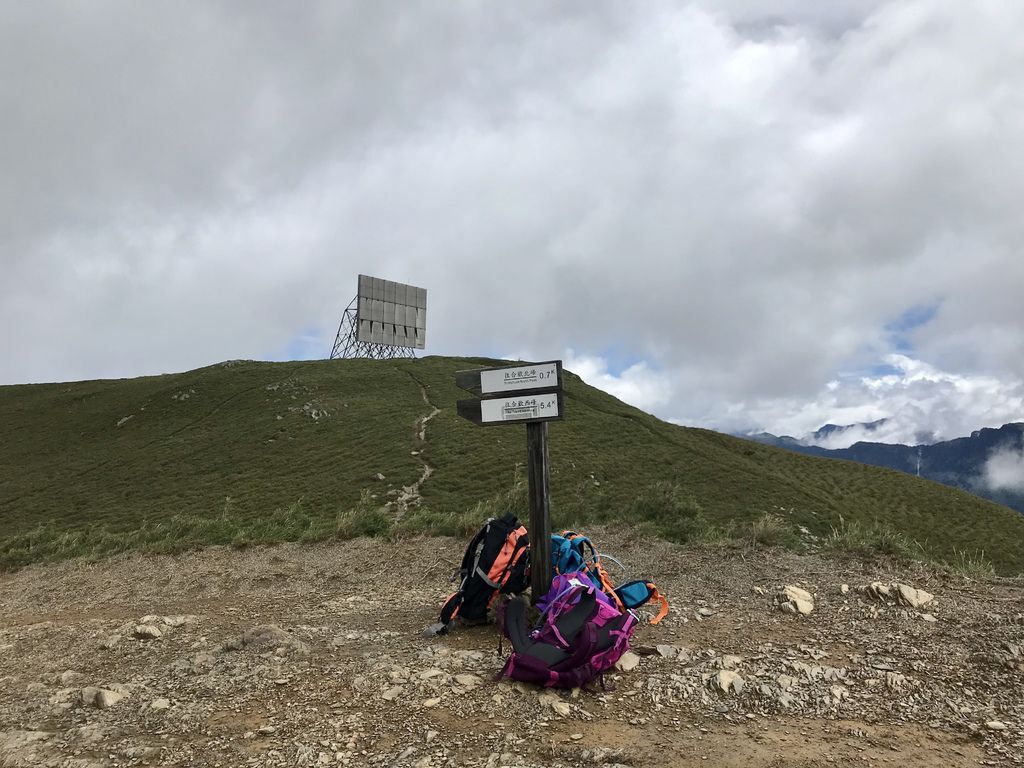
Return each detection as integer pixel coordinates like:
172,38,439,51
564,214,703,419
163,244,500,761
3,356,1024,573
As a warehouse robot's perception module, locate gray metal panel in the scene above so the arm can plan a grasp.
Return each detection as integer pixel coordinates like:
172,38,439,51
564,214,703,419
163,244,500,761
421,288,427,310
383,323,394,345
395,283,407,306
370,322,383,344
392,303,402,324
416,308,426,330
384,281,396,303
357,296,370,321
405,305,416,326
372,277,384,301
358,319,372,343
415,327,425,349
394,326,407,347
411,287,423,308
358,274,372,299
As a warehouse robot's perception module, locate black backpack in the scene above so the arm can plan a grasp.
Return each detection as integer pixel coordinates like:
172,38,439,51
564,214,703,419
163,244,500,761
427,513,530,635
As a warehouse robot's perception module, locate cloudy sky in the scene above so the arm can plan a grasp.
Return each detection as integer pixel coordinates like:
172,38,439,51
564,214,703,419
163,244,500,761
3,1,1023,448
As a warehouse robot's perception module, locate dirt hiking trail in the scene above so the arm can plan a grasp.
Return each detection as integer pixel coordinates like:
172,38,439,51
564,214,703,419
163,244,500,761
1,533,1022,767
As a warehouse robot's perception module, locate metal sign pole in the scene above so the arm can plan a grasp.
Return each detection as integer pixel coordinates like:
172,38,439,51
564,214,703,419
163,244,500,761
526,421,552,604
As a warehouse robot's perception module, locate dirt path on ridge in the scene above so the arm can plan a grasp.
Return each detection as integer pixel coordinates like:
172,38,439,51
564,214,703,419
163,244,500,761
1,533,1022,767
391,375,440,518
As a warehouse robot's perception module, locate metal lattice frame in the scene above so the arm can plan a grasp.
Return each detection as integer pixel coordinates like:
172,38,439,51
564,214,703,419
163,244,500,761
329,296,417,361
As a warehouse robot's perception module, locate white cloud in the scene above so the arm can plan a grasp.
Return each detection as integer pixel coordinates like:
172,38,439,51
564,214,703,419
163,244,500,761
1,1,1023,447
703,354,1024,447
983,447,1024,493
562,351,672,414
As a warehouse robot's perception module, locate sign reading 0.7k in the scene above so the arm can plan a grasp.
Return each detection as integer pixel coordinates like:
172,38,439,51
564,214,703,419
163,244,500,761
455,360,564,426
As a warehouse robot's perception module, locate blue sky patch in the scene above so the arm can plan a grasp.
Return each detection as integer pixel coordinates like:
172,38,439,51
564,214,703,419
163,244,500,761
885,302,941,353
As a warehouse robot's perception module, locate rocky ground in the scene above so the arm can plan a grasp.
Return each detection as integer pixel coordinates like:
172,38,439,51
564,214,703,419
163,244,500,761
1,532,1022,767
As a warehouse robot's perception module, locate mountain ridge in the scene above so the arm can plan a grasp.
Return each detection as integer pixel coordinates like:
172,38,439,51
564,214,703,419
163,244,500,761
3,356,1024,573
744,423,1024,513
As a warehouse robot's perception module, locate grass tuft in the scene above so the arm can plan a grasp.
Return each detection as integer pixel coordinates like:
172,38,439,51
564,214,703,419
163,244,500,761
335,491,392,540
948,547,997,578
821,517,922,562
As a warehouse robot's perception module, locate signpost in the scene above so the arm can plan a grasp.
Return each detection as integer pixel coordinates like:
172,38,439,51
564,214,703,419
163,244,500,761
457,360,563,603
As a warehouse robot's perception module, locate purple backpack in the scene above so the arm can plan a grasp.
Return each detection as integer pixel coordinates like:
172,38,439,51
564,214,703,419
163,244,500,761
497,573,637,689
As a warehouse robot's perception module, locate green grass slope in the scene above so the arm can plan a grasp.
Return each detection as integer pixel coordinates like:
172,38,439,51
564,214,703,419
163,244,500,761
2,356,1023,573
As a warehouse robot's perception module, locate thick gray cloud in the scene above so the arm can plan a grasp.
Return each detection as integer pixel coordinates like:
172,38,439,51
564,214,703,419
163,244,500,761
2,1,1022,445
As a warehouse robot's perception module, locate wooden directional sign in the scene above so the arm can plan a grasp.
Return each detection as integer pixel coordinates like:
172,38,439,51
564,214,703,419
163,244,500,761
456,360,563,604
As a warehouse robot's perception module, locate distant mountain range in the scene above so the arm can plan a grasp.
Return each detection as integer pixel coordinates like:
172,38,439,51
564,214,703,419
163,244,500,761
743,422,1024,513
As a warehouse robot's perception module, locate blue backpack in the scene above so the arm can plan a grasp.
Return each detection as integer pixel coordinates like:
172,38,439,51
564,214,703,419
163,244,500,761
550,530,669,623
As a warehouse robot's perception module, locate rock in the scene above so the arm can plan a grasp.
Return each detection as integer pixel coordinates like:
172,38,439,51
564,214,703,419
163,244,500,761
655,644,678,659
382,685,403,701
829,684,849,702
162,615,196,627
552,701,571,716
985,720,1008,731
454,674,481,690
697,607,715,618
373,473,386,481
134,624,162,640
615,652,640,672
777,674,796,691
840,584,850,594
60,670,84,686
81,687,126,709
921,613,938,623
864,582,892,600
778,586,814,615
894,583,934,609
99,634,122,650
720,655,743,670
225,625,309,654
151,698,171,710
422,697,441,707
711,670,744,695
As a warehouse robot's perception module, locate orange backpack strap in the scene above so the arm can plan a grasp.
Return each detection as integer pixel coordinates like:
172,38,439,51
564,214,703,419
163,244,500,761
646,583,669,625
